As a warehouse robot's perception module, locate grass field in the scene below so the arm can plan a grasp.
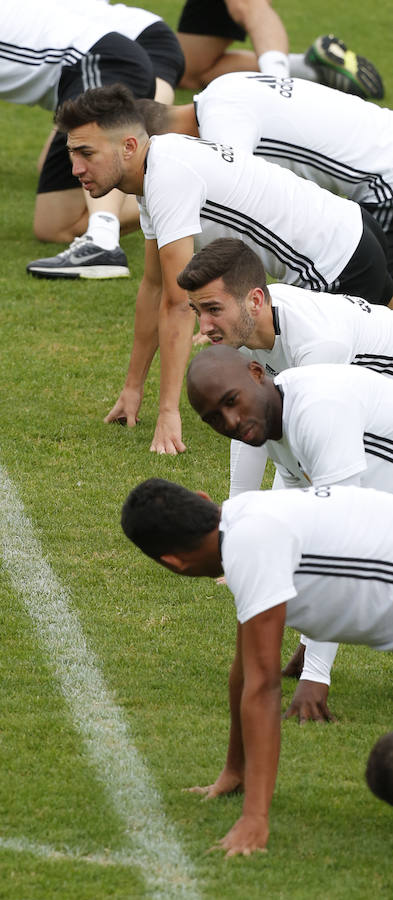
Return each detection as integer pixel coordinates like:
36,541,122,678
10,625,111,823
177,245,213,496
1,1,393,897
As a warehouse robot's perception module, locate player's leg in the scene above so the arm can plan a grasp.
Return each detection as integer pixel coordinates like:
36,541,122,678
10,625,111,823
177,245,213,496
177,0,246,89
27,31,156,279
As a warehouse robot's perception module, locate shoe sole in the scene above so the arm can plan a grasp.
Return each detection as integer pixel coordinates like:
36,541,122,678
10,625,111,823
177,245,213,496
27,266,130,279
306,37,384,100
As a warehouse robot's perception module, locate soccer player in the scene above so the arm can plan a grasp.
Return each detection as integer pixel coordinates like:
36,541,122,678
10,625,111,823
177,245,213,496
176,1,383,99
121,477,393,855
0,0,184,278
52,83,393,454
138,73,393,273
186,347,393,719
178,238,393,710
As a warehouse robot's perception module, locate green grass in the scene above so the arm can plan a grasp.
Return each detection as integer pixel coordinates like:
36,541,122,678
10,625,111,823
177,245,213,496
1,1,393,897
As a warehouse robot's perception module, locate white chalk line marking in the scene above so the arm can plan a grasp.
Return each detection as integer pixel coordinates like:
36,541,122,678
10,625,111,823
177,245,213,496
0,835,137,868
0,463,200,899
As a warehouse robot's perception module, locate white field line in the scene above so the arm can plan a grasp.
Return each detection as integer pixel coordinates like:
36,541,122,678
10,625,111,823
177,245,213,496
0,463,200,899
0,835,142,868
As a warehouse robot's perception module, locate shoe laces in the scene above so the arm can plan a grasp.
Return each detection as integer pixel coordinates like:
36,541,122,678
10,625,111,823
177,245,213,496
57,234,93,260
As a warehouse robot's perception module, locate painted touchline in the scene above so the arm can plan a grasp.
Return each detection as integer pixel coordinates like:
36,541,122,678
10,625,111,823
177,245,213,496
0,462,200,899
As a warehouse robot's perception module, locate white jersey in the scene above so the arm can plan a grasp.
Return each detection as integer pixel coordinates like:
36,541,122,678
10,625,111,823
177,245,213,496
0,0,160,109
195,72,393,228
246,284,393,378
267,364,393,490
138,133,362,290
220,485,393,649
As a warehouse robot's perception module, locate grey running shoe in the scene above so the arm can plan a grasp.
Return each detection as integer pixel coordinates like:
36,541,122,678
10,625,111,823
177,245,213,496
306,34,384,100
26,234,130,279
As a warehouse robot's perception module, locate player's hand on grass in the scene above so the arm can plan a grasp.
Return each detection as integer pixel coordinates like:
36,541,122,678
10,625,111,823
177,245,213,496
184,767,243,799
282,680,337,725
281,641,305,678
104,386,143,427
209,813,268,857
150,410,186,455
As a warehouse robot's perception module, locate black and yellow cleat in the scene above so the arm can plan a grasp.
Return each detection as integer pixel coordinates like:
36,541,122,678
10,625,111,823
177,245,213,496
306,34,384,101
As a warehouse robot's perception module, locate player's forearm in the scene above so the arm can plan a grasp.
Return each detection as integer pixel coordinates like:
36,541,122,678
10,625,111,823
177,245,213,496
241,681,281,819
158,299,195,412
225,654,245,776
230,440,268,497
300,637,339,686
124,283,160,390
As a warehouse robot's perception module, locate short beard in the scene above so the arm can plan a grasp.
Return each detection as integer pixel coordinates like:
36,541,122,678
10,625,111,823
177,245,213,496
231,303,255,347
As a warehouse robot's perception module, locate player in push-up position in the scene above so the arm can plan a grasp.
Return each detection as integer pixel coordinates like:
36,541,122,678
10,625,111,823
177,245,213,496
121,478,393,855
51,84,393,455
185,346,393,721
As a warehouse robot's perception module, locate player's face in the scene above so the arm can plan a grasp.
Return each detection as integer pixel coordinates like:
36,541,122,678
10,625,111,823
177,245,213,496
192,362,275,446
67,122,124,198
188,279,255,347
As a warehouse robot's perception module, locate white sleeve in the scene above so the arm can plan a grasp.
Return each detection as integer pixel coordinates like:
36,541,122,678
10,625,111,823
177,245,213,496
145,157,205,249
288,397,367,487
300,637,339,686
223,515,299,624
229,440,268,497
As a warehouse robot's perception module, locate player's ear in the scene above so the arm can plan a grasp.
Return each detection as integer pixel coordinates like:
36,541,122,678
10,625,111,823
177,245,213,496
160,553,187,573
123,135,138,158
248,361,265,383
247,287,265,312
195,489,212,501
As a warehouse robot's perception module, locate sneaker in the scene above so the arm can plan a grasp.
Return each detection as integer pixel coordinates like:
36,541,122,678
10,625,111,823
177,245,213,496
26,234,130,279
306,34,384,100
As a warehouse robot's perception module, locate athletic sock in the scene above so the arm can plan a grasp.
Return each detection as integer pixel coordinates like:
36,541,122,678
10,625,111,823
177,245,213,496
258,50,290,77
86,211,120,250
289,53,318,81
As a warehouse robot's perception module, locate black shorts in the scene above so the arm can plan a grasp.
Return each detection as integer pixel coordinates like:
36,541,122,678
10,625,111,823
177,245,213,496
361,202,393,278
37,25,184,195
333,208,393,306
178,0,247,42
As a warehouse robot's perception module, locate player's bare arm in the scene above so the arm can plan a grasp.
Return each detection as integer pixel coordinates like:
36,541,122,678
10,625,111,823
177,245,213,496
212,603,285,856
105,239,161,426
150,236,196,455
186,624,245,798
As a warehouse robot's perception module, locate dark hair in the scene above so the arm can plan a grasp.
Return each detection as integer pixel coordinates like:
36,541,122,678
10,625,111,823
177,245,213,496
366,732,393,805
177,238,269,299
135,98,171,136
121,478,220,558
55,83,145,133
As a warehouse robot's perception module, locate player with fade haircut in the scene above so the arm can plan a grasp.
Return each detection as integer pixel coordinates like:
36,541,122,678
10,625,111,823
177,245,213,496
52,83,393,454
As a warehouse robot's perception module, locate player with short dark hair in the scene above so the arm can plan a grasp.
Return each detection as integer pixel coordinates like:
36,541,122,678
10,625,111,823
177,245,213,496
121,476,393,855
47,83,393,455
1,0,184,277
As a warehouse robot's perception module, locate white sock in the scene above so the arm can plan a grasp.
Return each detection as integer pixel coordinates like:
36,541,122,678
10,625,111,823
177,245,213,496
288,53,318,81
86,212,120,250
258,50,290,77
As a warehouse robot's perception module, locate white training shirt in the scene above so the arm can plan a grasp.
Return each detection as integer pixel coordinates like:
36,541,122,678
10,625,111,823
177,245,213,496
265,363,393,490
194,72,393,227
220,485,393,648
247,284,393,378
0,0,160,108
139,133,362,290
